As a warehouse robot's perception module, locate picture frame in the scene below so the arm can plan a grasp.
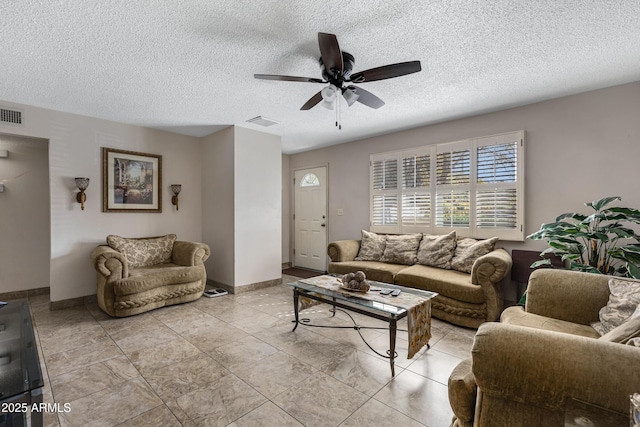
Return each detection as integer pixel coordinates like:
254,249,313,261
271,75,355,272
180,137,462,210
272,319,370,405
102,148,162,212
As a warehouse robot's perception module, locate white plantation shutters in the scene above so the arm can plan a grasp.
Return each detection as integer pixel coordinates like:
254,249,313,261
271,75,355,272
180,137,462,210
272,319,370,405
474,133,523,240
370,130,524,240
436,142,471,229
371,154,398,232
402,150,431,230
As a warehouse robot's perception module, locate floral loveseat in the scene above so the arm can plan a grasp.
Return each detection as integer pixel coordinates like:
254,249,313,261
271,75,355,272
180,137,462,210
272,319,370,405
91,234,210,317
327,231,512,328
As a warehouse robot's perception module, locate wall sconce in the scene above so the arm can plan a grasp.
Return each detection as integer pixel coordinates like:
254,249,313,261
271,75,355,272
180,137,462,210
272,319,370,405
75,177,89,210
171,184,182,211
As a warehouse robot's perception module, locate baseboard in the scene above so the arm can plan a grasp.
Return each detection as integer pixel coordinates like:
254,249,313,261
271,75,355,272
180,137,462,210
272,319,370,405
50,294,97,311
282,262,292,269
0,286,49,301
207,278,283,295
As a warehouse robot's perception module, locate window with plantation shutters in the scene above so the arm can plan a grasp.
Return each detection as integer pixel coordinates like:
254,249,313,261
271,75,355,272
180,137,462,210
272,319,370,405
370,155,399,232
436,142,471,228
401,150,431,229
370,130,524,240
474,133,522,240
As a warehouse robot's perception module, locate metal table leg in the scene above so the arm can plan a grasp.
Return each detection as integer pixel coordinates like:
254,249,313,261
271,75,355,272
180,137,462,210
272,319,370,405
292,289,300,331
389,318,397,377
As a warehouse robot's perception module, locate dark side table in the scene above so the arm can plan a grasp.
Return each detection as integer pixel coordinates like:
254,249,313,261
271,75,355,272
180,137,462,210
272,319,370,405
0,300,44,427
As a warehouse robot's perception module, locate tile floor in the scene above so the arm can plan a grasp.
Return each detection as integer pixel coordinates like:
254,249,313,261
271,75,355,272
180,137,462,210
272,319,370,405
23,274,477,427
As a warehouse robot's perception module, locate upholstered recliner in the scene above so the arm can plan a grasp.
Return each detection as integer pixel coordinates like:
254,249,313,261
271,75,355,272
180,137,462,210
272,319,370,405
91,234,210,317
448,269,640,426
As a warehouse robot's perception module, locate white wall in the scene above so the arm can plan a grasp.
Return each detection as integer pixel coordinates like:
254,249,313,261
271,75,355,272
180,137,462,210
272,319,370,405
0,134,50,292
287,81,640,292
0,100,204,301
201,127,235,285
234,126,282,288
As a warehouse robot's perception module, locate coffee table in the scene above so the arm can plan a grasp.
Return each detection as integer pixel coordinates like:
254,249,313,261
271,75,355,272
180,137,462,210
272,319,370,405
289,276,437,376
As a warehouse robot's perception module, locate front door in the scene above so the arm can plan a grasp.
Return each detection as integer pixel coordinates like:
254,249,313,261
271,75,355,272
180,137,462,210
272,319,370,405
294,166,327,271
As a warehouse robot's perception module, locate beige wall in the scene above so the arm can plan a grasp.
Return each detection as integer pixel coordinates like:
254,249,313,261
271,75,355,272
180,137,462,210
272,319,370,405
201,126,235,285
282,153,290,264
287,81,640,297
0,134,50,292
0,100,204,301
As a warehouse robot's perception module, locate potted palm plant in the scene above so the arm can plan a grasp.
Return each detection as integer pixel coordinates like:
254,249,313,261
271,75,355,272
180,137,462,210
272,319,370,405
528,196,640,279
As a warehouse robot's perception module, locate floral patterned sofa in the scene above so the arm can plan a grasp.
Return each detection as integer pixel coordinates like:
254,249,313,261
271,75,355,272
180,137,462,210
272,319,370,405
327,231,512,328
91,234,210,317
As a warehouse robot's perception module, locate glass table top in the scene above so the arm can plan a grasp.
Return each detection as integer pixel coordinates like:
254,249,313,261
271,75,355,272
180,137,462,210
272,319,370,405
0,300,44,401
289,276,437,316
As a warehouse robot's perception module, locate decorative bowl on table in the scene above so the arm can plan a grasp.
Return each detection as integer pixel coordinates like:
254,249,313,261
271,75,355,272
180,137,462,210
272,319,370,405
340,271,370,292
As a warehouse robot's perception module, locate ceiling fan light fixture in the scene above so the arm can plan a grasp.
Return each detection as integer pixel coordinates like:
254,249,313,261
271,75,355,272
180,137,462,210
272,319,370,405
342,87,359,106
321,84,337,102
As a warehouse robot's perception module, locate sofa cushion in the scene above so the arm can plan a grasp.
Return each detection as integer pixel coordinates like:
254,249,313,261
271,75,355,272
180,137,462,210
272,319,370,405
417,231,456,269
395,264,485,304
451,237,498,273
591,277,640,335
354,230,386,261
107,234,176,268
501,306,601,338
599,304,640,343
114,263,204,295
328,261,406,284
380,233,422,265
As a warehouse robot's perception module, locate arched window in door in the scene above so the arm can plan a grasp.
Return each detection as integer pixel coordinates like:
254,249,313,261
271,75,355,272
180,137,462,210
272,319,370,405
300,173,320,187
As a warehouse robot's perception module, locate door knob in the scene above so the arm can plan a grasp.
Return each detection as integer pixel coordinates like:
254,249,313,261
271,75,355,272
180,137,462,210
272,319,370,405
321,223,326,227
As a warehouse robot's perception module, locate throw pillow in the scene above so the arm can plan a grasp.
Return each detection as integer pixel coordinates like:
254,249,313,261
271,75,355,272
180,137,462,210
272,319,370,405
450,237,499,273
599,306,640,344
592,278,640,335
416,231,457,269
380,234,422,265
355,230,387,261
627,337,640,347
106,234,177,268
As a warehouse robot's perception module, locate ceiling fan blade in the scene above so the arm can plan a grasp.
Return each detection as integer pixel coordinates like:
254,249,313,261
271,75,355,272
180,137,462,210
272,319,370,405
318,32,343,75
350,61,422,83
353,87,385,109
300,91,323,110
254,74,325,83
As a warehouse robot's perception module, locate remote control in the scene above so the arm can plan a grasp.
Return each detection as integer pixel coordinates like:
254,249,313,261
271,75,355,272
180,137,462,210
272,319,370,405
380,289,393,295
391,289,401,297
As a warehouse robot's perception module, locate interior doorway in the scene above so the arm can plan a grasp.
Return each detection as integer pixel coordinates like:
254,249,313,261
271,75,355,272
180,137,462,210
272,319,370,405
293,166,327,272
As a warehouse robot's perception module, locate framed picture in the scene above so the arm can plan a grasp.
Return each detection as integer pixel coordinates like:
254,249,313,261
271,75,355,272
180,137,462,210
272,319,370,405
102,148,162,212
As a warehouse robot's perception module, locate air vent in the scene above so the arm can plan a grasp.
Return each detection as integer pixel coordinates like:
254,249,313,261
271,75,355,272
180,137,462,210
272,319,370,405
246,116,279,127
0,107,24,126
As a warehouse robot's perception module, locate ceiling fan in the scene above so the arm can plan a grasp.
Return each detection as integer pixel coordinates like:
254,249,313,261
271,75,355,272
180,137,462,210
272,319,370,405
254,32,422,114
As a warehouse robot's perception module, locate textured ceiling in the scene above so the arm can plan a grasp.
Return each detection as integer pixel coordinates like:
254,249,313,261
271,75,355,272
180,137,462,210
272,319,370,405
1,1,639,154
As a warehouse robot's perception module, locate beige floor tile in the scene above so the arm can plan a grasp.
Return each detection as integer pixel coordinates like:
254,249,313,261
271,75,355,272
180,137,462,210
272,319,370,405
252,318,320,350
58,377,162,427
430,330,475,359
229,310,281,334
228,401,304,427
232,351,317,399
406,348,464,385
50,355,140,403
374,369,454,426
44,337,123,377
341,398,425,427
207,302,265,323
115,404,182,427
323,349,396,396
39,324,109,356
127,337,203,375
36,317,104,341
209,335,280,371
166,373,267,426
110,324,181,354
144,353,229,401
179,319,250,353
280,332,355,372
156,309,223,336
272,371,369,427
97,312,164,335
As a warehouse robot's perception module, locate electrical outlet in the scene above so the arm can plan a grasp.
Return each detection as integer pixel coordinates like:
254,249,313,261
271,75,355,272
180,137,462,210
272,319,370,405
337,208,344,216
